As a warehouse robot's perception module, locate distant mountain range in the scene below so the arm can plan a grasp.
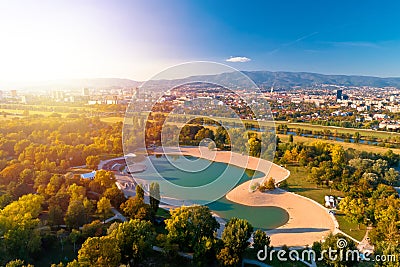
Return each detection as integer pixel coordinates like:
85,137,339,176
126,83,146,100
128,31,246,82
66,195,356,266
241,71,400,89
144,71,400,91
10,71,400,92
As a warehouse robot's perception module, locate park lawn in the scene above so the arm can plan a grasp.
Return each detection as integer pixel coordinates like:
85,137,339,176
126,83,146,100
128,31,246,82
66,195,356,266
278,134,400,155
154,208,171,234
0,108,70,118
285,166,366,242
156,207,171,219
0,104,92,117
274,121,400,140
334,211,367,242
0,114,23,120
32,238,77,267
243,248,313,267
99,116,124,124
2,103,88,111
284,166,344,205
143,250,196,267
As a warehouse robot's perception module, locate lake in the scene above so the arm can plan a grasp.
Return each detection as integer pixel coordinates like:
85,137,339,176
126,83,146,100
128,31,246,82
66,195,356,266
134,154,289,230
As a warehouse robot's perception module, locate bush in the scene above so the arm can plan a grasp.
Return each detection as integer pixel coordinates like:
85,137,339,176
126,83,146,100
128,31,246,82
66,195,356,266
250,182,260,191
259,177,276,192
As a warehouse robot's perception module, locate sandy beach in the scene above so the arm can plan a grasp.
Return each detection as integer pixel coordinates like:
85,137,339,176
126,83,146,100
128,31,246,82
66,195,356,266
159,146,335,247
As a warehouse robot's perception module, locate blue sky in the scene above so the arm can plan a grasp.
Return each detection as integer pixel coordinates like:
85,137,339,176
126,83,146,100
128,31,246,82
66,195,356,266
1,0,400,82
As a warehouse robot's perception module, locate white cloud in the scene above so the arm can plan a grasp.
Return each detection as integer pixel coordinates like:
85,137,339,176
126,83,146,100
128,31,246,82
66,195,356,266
226,56,251,63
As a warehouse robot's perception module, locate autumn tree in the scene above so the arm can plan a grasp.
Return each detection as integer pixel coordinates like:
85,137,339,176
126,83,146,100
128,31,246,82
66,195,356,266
120,184,152,221
81,220,104,239
217,218,253,266
97,197,112,222
339,197,367,229
193,236,219,266
109,219,155,264
121,196,153,221
214,126,230,149
383,168,399,185
65,200,87,229
48,204,64,226
265,177,276,190
85,155,100,170
195,128,215,144
103,186,126,208
374,241,400,267
45,175,64,197
5,259,34,267
90,170,116,194
318,233,358,267
69,229,81,253
0,194,44,263
75,236,121,267
149,182,160,213
259,177,275,191
165,205,219,251
252,229,271,253
248,137,261,157
135,184,144,200
330,144,346,166
216,247,239,267
67,183,86,201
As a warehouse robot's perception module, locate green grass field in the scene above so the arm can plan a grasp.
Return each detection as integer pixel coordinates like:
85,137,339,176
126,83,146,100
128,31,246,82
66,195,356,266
0,108,126,125
284,166,368,241
156,207,171,219
335,211,367,242
278,134,400,154
0,108,70,117
275,121,400,140
285,166,344,205
32,237,76,267
99,116,124,124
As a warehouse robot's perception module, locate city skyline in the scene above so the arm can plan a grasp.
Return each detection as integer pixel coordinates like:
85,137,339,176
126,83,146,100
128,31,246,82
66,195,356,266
1,0,400,85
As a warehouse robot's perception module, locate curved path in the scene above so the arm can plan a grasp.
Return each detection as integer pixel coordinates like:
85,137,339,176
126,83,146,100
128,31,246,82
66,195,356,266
159,146,335,247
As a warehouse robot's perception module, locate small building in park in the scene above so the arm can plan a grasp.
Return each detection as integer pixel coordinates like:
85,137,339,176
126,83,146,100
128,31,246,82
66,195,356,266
80,170,96,180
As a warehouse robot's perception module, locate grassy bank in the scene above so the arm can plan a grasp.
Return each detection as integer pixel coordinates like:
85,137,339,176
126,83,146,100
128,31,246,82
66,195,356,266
274,121,400,140
284,166,344,205
278,134,400,154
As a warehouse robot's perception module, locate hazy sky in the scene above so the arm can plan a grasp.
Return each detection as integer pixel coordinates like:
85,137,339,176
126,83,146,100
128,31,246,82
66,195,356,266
1,0,400,84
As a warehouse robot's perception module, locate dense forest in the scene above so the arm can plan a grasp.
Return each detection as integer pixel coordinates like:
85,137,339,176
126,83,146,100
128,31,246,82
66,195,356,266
0,115,126,265
0,114,399,266
276,139,400,264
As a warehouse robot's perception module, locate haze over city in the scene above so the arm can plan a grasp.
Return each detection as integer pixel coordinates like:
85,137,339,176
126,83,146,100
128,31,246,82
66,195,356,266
1,0,400,86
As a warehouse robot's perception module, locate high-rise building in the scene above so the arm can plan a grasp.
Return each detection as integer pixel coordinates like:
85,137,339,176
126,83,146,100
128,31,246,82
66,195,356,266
336,89,343,100
82,88,90,96
10,90,17,97
51,90,64,100
134,87,140,98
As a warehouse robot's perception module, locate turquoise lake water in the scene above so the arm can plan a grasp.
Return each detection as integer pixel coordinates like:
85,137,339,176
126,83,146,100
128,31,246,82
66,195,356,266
135,155,289,230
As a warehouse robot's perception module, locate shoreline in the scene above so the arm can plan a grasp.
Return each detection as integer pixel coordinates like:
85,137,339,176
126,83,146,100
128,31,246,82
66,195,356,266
154,146,335,247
